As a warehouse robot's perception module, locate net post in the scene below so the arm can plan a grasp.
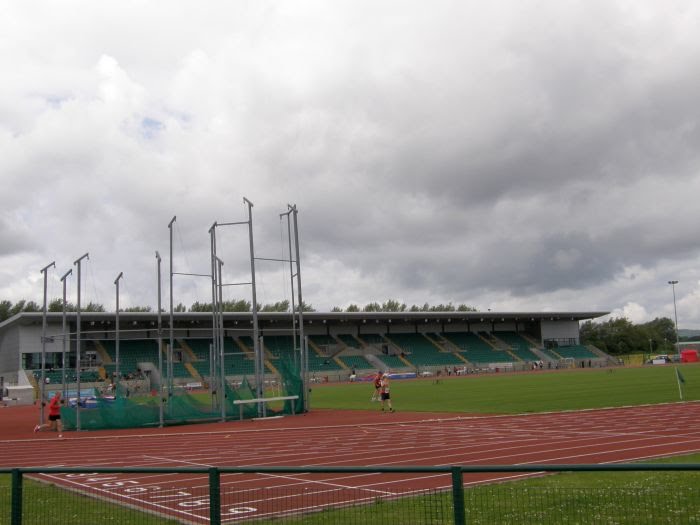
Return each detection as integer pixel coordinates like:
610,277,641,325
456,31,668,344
209,467,221,525
451,466,466,525
11,468,23,525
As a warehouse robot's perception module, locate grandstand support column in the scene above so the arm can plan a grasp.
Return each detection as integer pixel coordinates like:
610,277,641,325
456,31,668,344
114,272,123,393
73,252,89,431
156,252,164,428
60,269,72,401
39,261,56,425
244,197,264,417
290,204,308,412
168,216,176,401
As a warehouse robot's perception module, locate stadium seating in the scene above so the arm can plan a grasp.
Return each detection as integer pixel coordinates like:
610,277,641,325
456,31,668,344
337,334,361,348
337,355,374,370
357,333,385,345
385,333,463,366
493,332,542,361
441,332,514,364
552,344,597,359
101,340,160,377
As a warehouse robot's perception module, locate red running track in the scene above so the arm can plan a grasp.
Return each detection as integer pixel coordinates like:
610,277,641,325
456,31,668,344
2,402,700,523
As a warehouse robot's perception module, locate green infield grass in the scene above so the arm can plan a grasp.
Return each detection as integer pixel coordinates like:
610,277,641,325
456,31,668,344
310,364,700,413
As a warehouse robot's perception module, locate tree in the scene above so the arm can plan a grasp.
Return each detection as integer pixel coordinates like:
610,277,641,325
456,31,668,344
261,300,290,312
457,304,477,312
124,306,152,312
84,302,105,312
382,299,407,312
331,306,343,312
345,304,360,312
363,302,381,312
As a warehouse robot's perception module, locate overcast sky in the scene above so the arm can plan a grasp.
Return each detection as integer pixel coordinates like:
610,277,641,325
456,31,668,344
2,1,700,325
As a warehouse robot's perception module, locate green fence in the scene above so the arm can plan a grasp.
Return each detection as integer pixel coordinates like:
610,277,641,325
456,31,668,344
1,464,699,524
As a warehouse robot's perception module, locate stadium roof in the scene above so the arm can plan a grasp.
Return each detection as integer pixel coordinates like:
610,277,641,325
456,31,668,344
0,310,609,330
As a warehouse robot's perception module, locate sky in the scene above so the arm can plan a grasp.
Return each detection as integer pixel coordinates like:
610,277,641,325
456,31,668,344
2,1,700,326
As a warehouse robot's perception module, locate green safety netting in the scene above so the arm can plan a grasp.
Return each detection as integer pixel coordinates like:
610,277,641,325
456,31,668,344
60,357,305,430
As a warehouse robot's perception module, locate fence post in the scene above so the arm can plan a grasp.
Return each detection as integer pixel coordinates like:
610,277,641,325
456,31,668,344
209,467,221,525
11,468,23,525
451,466,466,525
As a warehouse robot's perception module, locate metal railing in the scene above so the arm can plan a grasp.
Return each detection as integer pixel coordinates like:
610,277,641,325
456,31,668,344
2,464,700,524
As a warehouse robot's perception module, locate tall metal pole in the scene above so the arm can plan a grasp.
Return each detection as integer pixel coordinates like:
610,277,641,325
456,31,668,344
60,269,72,401
156,252,164,427
209,224,219,407
669,280,680,358
290,205,307,412
244,198,263,416
215,256,226,421
280,209,298,369
39,261,56,425
114,272,123,393
73,252,89,431
168,216,176,401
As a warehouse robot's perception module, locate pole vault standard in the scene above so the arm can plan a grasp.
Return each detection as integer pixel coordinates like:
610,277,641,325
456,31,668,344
60,269,72,401
39,261,56,425
156,251,164,427
114,272,123,393
73,252,89,431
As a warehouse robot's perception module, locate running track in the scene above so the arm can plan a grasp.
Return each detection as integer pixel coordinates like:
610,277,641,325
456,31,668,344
2,403,700,523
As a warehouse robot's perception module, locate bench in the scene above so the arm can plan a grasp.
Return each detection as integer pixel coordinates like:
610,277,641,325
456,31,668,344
233,395,299,420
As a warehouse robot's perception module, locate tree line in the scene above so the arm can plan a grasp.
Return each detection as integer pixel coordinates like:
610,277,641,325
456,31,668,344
0,297,478,322
579,317,686,355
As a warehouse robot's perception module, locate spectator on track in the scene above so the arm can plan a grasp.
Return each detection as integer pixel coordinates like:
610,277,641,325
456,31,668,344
371,371,382,402
34,391,63,438
379,373,394,413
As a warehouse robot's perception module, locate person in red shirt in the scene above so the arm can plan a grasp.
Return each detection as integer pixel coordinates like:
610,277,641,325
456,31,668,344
34,391,63,437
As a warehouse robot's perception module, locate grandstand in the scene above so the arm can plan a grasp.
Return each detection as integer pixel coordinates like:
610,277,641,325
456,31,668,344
0,309,609,406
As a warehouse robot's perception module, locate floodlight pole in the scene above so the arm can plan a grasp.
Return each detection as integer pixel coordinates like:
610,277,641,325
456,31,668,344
244,198,263,417
156,251,164,427
114,272,123,393
39,261,56,425
73,252,89,431
669,280,680,359
168,216,176,401
60,269,72,401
